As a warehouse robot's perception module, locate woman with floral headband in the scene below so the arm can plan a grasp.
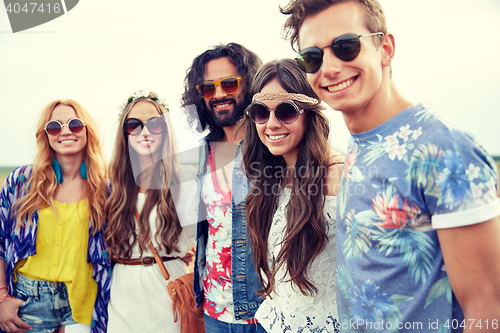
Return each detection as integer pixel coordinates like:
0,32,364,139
0,99,110,333
105,91,197,332
242,59,344,332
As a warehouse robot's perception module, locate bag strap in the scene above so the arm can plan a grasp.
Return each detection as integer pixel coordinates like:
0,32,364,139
135,209,171,281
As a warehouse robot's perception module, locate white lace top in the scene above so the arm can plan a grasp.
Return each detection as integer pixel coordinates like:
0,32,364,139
255,187,339,333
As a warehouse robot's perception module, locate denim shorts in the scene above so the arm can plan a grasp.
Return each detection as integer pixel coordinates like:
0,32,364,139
15,273,78,333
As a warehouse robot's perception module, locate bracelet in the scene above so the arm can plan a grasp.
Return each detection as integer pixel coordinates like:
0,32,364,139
0,292,10,304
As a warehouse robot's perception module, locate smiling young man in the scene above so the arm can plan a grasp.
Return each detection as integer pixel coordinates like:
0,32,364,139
181,43,266,332
282,0,500,332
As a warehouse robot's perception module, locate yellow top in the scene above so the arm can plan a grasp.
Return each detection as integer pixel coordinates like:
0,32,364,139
15,199,97,325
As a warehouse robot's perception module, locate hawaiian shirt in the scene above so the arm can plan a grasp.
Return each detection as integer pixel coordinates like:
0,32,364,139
202,149,256,324
336,104,500,332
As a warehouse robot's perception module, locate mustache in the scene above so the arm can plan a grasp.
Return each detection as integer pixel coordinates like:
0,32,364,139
208,97,236,110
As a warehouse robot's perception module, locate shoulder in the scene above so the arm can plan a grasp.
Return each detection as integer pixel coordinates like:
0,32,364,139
177,164,198,182
324,150,344,196
3,165,32,189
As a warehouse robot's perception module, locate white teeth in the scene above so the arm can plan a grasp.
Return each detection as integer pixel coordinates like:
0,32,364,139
139,141,152,144
60,140,75,144
328,78,354,92
215,103,230,108
269,134,287,140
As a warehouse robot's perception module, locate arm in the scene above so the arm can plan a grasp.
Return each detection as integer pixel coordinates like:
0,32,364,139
0,260,32,332
324,151,345,196
437,216,500,332
0,171,32,332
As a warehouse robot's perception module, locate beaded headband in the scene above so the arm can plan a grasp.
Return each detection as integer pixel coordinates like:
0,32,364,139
118,90,169,116
252,92,319,105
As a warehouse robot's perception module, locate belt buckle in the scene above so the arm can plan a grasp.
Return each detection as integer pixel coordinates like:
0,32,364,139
141,257,155,266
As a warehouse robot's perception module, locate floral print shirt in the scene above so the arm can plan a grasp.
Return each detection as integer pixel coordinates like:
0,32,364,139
336,104,500,332
202,149,256,324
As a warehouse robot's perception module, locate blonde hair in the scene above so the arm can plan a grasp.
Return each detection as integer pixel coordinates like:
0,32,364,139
13,99,108,233
105,92,182,259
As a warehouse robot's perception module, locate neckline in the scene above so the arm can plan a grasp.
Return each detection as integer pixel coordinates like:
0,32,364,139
55,198,88,205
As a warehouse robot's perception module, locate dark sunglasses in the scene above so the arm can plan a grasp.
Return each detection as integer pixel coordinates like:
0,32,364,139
296,32,384,73
196,76,242,99
246,100,305,124
123,116,166,136
44,118,86,136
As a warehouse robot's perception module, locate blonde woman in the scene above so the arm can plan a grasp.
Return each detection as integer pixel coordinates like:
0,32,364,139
105,91,196,332
0,100,110,333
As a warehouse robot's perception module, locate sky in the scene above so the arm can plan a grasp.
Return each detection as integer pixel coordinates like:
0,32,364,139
1,0,499,167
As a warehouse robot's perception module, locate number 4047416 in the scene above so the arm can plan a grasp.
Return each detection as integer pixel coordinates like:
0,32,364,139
444,319,499,330
5,2,61,14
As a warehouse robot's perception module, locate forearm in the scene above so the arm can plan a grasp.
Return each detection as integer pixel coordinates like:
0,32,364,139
438,217,500,333
0,259,7,289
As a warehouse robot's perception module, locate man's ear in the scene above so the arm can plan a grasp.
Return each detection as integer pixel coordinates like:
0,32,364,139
381,33,396,67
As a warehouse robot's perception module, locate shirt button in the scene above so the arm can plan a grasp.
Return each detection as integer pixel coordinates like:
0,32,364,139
56,242,60,246
53,262,57,266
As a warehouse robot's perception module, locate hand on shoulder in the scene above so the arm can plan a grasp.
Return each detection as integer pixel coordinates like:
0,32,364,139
325,150,345,196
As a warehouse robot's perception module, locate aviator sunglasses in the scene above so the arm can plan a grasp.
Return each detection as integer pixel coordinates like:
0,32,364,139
246,100,304,124
44,118,86,136
123,116,167,136
296,32,384,73
196,76,243,99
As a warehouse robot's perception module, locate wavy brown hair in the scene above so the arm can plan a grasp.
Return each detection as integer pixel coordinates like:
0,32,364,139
105,92,182,260
13,99,108,233
280,0,387,51
242,59,331,296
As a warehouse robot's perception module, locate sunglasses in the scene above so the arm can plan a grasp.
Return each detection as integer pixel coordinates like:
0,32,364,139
246,100,305,124
44,118,86,136
196,76,242,99
123,116,166,136
296,32,384,73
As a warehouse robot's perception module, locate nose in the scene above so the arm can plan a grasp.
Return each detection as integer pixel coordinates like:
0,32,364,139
140,125,151,136
213,85,227,99
321,48,342,78
60,124,71,135
266,111,281,130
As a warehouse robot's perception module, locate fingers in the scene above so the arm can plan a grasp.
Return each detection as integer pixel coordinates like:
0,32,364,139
2,320,30,333
11,315,32,330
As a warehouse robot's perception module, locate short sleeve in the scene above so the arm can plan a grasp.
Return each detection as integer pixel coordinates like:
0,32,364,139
419,126,500,228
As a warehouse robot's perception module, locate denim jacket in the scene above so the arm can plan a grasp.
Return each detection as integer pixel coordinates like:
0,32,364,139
193,137,264,320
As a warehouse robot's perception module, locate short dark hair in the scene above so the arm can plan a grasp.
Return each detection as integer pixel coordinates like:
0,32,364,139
281,0,387,50
181,43,262,142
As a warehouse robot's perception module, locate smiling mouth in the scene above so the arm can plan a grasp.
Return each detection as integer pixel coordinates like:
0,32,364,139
214,102,232,109
139,140,153,145
267,134,288,140
327,78,355,92
60,140,76,144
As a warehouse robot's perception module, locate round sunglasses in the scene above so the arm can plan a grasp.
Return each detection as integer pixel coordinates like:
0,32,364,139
296,32,384,73
246,100,305,124
44,118,86,136
123,116,167,136
196,76,242,99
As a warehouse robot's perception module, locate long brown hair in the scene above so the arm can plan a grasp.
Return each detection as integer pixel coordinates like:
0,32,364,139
13,99,108,233
105,92,182,259
242,59,331,296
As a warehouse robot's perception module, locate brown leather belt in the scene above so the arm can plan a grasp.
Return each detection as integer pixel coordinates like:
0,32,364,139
113,256,179,266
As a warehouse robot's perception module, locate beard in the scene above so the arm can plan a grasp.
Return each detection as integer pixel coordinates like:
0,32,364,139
208,97,247,128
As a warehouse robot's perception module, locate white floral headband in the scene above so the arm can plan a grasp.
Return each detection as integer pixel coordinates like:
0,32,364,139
118,90,169,115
